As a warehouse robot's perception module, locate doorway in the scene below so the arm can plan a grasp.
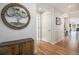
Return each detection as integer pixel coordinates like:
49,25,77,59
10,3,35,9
37,10,52,43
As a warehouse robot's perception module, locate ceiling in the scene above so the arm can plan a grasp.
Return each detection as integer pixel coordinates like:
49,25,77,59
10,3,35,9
37,3,79,13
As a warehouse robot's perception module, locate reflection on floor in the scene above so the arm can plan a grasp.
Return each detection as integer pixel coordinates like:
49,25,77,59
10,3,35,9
37,31,79,55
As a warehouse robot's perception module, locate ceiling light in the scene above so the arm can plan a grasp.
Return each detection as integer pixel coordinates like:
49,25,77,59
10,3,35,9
38,8,42,11
68,5,72,8
38,8,44,13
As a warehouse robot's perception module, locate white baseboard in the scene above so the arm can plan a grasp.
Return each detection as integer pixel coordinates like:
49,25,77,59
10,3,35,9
38,38,64,45
51,38,64,45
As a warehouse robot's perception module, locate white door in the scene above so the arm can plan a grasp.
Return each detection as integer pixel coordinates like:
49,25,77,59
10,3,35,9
41,11,52,42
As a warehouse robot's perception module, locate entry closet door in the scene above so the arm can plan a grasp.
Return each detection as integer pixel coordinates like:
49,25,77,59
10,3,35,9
42,11,52,42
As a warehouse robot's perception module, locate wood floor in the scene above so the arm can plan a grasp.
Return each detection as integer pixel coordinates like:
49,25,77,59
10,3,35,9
37,38,79,55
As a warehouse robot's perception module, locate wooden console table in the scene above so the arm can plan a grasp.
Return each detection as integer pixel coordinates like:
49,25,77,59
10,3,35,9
0,38,34,55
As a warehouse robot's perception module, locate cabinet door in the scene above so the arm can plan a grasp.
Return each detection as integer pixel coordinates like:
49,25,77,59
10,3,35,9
9,44,19,55
0,46,12,55
20,41,34,55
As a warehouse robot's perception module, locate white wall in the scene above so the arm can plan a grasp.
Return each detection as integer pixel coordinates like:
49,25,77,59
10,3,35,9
0,3,36,43
52,8,64,44
69,12,79,24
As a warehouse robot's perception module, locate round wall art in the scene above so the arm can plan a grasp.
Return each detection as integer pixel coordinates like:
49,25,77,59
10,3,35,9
1,3,31,30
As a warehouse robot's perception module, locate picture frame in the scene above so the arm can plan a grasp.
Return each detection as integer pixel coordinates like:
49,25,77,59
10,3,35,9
56,17,61,25
1,3,31,30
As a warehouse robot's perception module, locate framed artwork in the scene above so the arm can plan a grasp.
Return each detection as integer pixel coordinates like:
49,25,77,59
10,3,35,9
1,3,31,30
56,17,61,25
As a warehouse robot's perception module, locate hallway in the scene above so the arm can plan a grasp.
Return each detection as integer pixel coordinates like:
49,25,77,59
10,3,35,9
37,3,79,55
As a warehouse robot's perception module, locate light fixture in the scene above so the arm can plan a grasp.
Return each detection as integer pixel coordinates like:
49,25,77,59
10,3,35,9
38,7,44,14
38,8,42,11
68,5,72,8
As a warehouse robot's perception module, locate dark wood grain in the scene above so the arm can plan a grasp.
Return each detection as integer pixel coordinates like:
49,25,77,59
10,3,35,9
0,38,34,55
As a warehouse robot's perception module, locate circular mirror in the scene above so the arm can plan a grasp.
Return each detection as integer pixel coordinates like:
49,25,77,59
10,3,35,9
1,3,31,30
